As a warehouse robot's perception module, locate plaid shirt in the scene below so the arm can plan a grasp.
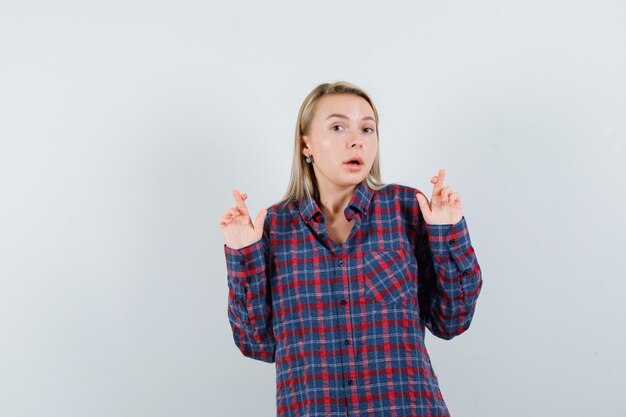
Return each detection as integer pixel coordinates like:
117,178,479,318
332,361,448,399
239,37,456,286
224,182,482,417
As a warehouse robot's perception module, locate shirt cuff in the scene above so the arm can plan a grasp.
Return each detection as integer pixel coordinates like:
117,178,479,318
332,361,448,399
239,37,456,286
224,239,265,274
425,216,474,271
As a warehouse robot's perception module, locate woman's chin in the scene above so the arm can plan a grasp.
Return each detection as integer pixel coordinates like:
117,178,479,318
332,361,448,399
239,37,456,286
337,173,368,187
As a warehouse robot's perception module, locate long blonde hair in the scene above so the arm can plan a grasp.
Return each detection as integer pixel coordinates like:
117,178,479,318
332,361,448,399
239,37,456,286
281,81,385,205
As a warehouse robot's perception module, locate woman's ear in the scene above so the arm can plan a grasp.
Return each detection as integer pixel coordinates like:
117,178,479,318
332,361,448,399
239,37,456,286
301,136,311,156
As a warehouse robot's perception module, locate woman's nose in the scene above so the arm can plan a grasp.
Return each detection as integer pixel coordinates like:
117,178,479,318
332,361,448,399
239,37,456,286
347,133,363,148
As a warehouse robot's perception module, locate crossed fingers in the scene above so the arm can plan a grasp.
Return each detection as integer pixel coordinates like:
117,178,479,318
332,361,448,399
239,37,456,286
219,190,249,226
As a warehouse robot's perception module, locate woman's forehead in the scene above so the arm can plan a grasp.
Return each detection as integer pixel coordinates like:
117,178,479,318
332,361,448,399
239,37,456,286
315,94,375,120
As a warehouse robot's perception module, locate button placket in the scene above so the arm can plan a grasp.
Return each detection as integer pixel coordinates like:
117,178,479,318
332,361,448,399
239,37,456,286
336,255,354,395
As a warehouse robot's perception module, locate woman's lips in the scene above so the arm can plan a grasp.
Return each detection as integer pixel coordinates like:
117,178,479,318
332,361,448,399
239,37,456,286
345,164,363,172
343,161,364,171
343,156,364,165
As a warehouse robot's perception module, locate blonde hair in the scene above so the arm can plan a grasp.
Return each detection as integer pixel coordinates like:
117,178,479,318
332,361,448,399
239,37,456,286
281,81,385,205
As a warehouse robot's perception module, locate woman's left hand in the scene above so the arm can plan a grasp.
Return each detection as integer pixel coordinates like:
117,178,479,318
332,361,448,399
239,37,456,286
416,168,463,225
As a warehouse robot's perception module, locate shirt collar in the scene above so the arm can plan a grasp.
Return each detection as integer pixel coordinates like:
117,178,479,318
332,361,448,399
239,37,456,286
299,181,374,225
348,181,374,216
298,193,321,225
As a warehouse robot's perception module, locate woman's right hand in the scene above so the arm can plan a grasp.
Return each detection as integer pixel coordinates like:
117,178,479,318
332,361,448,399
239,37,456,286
218,189,267,250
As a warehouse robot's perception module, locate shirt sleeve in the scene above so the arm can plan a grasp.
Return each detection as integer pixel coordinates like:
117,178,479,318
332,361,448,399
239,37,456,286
224,227,276,363
416,215,483,340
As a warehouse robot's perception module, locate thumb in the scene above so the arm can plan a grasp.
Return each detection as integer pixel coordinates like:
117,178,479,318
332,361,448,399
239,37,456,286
415,193,431,220
253,208,268,233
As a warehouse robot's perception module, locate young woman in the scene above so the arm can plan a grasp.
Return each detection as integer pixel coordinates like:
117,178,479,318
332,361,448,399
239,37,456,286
218,82,482,417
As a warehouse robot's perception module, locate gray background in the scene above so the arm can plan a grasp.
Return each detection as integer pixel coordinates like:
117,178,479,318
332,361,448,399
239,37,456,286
1,1,625,416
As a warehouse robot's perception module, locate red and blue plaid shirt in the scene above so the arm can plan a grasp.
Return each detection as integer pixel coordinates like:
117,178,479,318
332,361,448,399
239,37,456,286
224,182,482,416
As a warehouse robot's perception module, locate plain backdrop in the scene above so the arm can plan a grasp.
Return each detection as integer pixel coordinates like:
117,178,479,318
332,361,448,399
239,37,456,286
1,1,625,416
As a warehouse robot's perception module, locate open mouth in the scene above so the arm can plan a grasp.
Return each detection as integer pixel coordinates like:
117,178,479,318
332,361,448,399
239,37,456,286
343,157,364,166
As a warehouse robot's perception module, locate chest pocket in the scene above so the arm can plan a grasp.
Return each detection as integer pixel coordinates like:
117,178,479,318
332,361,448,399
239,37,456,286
362,249,416,304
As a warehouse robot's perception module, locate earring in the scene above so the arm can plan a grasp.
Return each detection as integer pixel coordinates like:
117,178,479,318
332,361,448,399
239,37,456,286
305,154,312,164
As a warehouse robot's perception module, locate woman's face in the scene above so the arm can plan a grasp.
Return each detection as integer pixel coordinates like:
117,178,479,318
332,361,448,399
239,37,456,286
302,94,378,191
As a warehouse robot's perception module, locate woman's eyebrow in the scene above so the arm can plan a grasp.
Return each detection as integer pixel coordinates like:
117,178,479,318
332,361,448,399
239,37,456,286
325,113,375,122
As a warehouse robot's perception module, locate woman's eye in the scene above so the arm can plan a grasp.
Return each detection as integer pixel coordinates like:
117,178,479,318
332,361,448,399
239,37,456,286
332,125,344,131
364,127,375,134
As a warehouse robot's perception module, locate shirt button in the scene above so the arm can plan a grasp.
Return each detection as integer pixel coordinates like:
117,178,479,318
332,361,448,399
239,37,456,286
338,260,344,267
348,379,354,386
340,299,347,305
450,239,457,245
344,339,351,345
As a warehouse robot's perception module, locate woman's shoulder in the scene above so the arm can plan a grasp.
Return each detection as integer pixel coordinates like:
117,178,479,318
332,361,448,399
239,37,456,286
265,199,299,219
376,182,424,201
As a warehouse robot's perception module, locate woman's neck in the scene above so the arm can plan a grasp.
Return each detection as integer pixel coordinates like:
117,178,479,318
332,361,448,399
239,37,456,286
317,183,357,220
